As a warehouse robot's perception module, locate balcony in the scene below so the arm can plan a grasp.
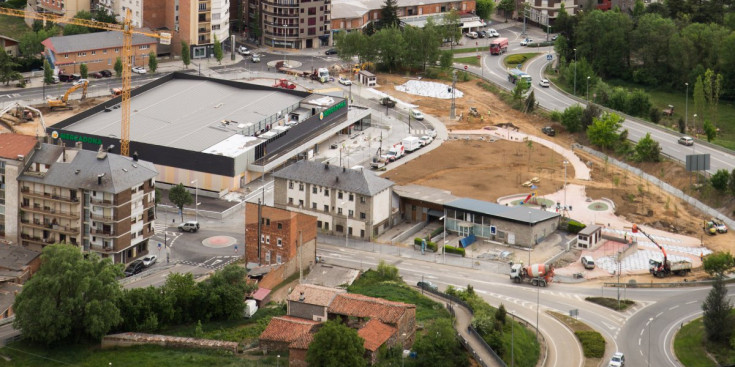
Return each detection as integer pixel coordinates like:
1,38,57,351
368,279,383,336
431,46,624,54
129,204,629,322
264,30,299,39
21,187,80,204
20,219,80,235
91,197,116,207
262,0,300,7
198,25,212,34
261,9,300,18
90,212,115,222
21,233,56,245
90,228,115,237
20,204,80,219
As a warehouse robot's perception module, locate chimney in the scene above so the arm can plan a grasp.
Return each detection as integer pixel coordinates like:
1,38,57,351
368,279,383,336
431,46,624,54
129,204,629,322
97,173,105,185
132,152,139,161
299,292,305,302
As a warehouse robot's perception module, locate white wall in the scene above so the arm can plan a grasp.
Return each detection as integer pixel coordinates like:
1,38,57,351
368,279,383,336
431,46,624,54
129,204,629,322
371,189,391,224
210,0,230,42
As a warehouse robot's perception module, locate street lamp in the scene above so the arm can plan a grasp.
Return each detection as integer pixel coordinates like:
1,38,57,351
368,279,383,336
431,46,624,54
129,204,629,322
440,214,446,264
693,114,698,142
190,179,199,222
277,354,281,367
563,160,568,212
647,317,654,367
586,76,590,101
573,48,577,96
282,20,288,68
685,82,689,133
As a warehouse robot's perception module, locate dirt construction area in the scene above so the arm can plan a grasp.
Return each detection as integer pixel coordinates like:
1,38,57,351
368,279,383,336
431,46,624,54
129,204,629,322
374,73,734,280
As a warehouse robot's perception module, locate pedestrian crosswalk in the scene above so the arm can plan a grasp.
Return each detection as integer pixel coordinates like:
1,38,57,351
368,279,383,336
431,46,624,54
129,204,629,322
179,256,240,270
154,222,171,234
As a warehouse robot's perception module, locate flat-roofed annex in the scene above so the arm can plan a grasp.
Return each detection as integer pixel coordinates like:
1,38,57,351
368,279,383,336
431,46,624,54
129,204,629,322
62,78,303,153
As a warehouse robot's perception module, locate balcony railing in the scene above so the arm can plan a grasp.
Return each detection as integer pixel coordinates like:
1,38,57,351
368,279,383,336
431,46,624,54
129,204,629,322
261,9,300,17
20,220,80,235
91,197,116,206
262,0,300,7
20,204,80,219
90,228,115,237
90,212,115,222
21,187,80,203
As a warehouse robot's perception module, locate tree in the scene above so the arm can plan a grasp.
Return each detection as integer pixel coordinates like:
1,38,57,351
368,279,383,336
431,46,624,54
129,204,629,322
581,103,601,130
710,169,730,191
495,304,508,325
626,89,652,118
413,318,469,367
630,14,676,85
693,75,705,128
0,47,21,86
19,28,57,57
63,24,90,36
79,63,88,79
476,0,496,20
441,10,462,49
13,244,123,345
703,252,734,277
114,57,123,77
403,20,442,70
307,320,366,367
633,133,661,162
43,59,54,85
198,265,254,321
498,0,516,21
561,105,585,132
587,112,623,150
512,79,530,107
702,276,734,344
379,0,400,29
168,183,193,221
373,26,405,72
148,51,158,73
703,120,716,142
251,11,262,40
181,41,191,69
702,69,723,127
524,90,536,113
729,169,735,196
213,35,223,64
574,10,632,79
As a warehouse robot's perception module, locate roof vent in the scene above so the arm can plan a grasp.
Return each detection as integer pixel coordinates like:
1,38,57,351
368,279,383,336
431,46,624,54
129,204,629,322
299,292,305,302
97,173,105,185
107,145,115,153
75,169,80,174
16,154,24,161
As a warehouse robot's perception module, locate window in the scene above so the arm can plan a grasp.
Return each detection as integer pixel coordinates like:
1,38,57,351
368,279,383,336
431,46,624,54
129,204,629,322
324,205,329,212
317,220,322,228
299,199,304,206
139,45,149,50
266,235,270,244
115,48,120,52
349,194,354,201
277,223,282,229
348,210,354,217
277,238,282,247
266,219,270,226
338,208,342,215
91,50,96,55
308,7,316,14
288,197,293,204
360,196,366,204
77,52,86,56
299,183,304,191
198,3,206,10
276,254,282,263
261,235,265,243
324,189,329,197
312,202,317,209
338,192,343,199
265,251,271,263
360,212,366,219
313,187,317,194
64,53,68,58
289,181,294,189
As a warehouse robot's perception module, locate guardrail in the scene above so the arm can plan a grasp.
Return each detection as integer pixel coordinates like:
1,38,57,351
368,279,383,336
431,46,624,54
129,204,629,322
604,274,735,288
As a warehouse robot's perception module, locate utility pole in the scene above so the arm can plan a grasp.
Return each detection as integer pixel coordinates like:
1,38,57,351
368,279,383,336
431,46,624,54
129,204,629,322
450,70,457,118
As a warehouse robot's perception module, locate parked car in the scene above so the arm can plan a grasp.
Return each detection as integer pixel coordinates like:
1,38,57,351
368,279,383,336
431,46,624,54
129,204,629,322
551,34,559,41
380,96,397,108
466,31,478,39
100,69,112,77
678,136,694,146
417,281,438,291
488,29,500,37
324,48,338,55
478,30,487,38
90,72,103,78
538,78,550,88
238,46,250,55
58,74,72,82
419,135,433,146
71,73,81,81
251,54,261,63
338,76,352,85
520,38,533,46
132,66,146,74
178,221,200,233
409,109,424,121
73,78,88,86
142,255,157,267
608,352,625,367
581,256,596,270
542,126,556,136
124,260,145,277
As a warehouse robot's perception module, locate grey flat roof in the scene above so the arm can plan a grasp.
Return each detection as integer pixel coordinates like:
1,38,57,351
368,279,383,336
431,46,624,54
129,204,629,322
446,198,559,224
392,184,458,205
578,224,601,235
45,31,157,53
63,78,304,153
273,161,393,196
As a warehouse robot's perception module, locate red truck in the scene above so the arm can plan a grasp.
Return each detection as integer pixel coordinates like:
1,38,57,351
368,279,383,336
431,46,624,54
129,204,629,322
490,37,509,55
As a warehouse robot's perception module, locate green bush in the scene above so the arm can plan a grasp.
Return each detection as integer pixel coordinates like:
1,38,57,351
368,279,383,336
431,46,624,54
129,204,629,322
414,237,423,246
567,220,586,234
575,331,605,358
430,226,444,239
550,111,562,122
413,238,437,252
444,245,465,257
505,54,528,65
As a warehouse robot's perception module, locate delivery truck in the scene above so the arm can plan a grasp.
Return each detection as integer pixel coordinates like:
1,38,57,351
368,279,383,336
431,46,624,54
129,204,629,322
510,263,554,287
489,37,509,55
402,136,422,153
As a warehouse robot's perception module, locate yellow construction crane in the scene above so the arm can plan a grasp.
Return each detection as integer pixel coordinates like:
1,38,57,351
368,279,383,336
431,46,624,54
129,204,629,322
0,8,171,156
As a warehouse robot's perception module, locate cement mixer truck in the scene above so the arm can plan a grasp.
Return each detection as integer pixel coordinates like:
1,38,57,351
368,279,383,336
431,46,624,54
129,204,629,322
510,263,554,287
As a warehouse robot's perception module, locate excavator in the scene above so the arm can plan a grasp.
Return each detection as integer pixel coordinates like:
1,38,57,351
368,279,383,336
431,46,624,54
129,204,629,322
47,80,89,110
632,224,692,277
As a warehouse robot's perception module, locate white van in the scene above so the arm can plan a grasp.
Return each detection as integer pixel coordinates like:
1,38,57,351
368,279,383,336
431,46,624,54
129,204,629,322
466,31,478,39
409,109,424,121
244,299,258,318
581,256,596,270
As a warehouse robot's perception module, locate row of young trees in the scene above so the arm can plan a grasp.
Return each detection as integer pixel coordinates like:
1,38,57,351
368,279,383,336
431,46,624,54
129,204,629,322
13,244,254,345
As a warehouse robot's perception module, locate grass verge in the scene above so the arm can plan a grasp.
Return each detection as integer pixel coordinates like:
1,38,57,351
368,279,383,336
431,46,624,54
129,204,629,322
0,15,31,41
674,310,735,367
585,297,635,311
448,46,485,55
547,311,604,367
454,56,481,67
504,53,541,68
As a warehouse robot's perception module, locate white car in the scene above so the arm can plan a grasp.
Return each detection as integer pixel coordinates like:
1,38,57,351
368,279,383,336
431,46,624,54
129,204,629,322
488,28,500,37
142,255,157,267
539,79,550,87
338,76,352,86
251,54,260,63
132,66,146,74
73,79,88,86
419,135,433,146
238,46,251,55
520,38,533,46
608,352,625,367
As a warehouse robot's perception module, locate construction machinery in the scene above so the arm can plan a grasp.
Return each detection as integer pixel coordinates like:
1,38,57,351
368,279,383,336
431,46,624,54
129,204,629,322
0,8,171,156
48,80,88,110
632,224,692,277
510,263,554,286
468,107,480,117
0,102,47,135
273,78,296,89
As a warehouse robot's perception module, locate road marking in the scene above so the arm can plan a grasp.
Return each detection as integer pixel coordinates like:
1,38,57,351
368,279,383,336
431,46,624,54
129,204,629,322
669,305,679,310
685,300,697,305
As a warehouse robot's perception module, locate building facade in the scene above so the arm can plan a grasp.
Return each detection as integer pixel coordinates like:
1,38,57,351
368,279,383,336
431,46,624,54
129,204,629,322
241,0,331,49
330,0,476,33
516,0,579,27
272,161,394,240
0,134,39,245
32,0,90,16
245,202,317,270
143,0,230,57
42,32,157,74
16,142,158,264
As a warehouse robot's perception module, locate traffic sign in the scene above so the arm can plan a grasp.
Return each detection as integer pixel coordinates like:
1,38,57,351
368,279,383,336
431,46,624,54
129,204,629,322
158,242,162,249
476,55,481,59
546,54,553,61
464,65,468,70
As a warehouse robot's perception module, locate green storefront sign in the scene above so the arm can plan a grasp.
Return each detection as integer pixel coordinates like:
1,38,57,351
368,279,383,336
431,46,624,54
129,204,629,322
53,131,103,145
320,100,347,120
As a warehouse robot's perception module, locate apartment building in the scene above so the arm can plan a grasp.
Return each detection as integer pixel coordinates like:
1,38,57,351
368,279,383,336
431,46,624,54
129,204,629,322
330,0,476,33
272,161,394,239
516,0,580,26
144,0,230,57
16,142,158,264
242,0,331,49
42,31,157,74
0,135,39,245
244,202,317,270
32,0,90,16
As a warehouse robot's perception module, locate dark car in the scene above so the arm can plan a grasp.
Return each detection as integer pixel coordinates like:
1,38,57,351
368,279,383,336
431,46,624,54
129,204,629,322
417,281,438,291
542,126,556,136
324,48,337,55
91,72,103,78
59,74,72,82
478,30,487,38
99,69,112,77
124,260,145,277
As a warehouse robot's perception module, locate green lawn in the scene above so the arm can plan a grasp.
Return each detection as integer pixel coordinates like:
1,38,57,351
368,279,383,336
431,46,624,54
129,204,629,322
0,15,30,41
674,310,735,367
448,46,485,55
0,343,283,367
454,56,481,67
504,53,541,68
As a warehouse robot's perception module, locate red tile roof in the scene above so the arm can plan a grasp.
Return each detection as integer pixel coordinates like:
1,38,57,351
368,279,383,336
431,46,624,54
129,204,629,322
328,293,415,325
358,319,396,352
252,287,271,301
0,134,37,160
259,316,319,343
289,331,315,350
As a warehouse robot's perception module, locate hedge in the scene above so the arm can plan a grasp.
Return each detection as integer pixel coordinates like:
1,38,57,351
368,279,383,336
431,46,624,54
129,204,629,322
413,237,437,252
505,54,528,65
444,245,465,257
574,331,605,358
429,226,444,239
567,220,586,234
